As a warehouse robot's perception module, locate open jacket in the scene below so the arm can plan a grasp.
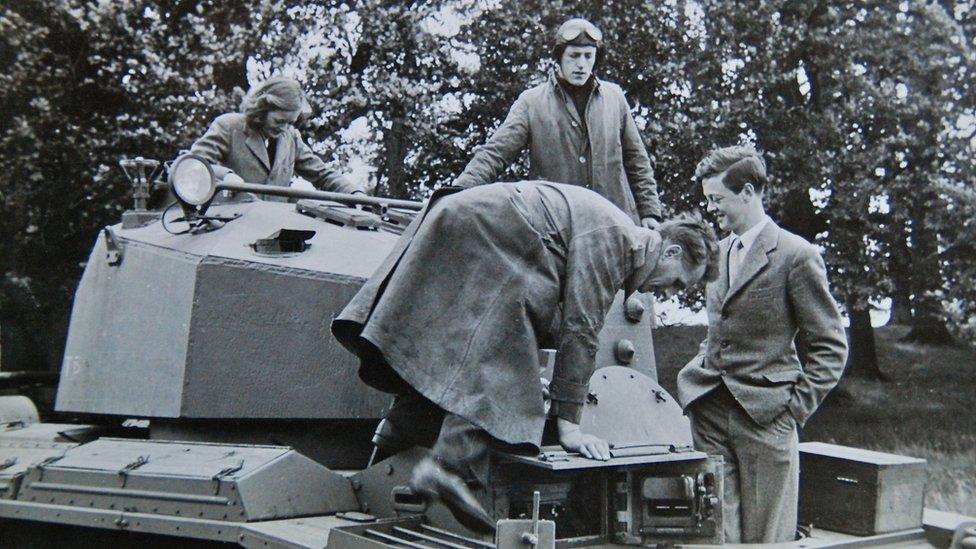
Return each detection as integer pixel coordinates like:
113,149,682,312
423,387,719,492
453,73,662,223
332,181,659,447
189,113,360,200
676,220,848,427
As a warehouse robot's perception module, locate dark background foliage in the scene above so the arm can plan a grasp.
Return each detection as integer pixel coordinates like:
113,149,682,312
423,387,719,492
1,0,974,376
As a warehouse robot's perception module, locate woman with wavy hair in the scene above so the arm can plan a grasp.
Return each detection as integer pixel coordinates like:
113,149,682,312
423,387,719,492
188,76,363,199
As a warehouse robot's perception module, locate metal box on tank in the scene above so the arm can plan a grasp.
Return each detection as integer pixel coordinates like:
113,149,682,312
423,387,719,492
799,441,927,535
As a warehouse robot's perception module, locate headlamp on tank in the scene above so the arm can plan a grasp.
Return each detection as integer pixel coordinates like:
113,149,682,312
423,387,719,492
168,153,218,215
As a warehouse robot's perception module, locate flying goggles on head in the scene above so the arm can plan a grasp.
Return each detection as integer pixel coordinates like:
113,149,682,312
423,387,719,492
555,18,603,47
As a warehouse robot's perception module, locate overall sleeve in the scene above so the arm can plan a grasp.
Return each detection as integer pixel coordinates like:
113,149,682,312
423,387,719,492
188,115,234,180
618,92,662,221
786,246,848,426
453,94,531,187
549,228,634,423
293,132,362,194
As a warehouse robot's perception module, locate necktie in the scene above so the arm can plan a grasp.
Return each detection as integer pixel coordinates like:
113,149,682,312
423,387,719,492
728,237,744,285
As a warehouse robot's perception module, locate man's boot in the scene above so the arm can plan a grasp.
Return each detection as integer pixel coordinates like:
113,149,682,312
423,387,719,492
410,456,495,535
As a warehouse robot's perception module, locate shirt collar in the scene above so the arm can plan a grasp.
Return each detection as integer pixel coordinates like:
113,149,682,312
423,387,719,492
732,215,771,253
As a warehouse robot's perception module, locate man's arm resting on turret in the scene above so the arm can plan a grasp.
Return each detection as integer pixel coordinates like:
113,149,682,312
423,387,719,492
548,229,632,460
452,95,531,187
618,91,663,226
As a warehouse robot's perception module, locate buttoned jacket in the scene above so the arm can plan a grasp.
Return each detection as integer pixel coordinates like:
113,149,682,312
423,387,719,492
676,220,848,426
189,113,360,199
453,73,662,222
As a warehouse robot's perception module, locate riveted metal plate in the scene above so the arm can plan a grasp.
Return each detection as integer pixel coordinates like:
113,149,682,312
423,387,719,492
0,423,103,499
15,438,357,523
579,366,693,449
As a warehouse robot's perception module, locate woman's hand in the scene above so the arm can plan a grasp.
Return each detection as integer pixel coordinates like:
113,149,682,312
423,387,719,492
222,173,245,185
557,418,611,460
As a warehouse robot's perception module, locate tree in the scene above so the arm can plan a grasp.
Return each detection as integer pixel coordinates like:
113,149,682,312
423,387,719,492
684,1,975,376
3,0,974,376
0,0,266,371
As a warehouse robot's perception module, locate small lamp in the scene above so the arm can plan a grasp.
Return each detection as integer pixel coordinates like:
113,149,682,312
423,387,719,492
118,157,163,228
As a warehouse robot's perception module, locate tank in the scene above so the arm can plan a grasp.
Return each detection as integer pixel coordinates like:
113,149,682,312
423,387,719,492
0,157,971,548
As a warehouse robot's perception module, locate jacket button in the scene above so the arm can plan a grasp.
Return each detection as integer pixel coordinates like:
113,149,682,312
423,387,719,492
720,340,730,349
571,121,578,128
579,156,587,164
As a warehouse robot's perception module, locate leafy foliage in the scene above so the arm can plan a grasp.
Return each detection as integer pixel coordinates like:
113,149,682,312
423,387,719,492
2,0,975,370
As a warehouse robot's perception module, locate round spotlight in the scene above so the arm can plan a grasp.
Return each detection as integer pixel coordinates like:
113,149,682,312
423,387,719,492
168,154,216,207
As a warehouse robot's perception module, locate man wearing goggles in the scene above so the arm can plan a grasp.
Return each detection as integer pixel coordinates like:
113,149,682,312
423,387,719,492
453,18,663,229
557,18,603,51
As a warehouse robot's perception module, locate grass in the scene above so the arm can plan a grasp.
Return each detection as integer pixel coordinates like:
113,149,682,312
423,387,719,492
652,324,976,516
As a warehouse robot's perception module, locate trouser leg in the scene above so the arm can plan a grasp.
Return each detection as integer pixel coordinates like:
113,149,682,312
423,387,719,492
376,390,492,489
733,403,799,543
373,390,445,461
432,413,492,487
689,385,742,544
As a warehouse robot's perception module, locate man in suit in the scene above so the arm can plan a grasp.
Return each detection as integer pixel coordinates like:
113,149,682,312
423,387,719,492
676,145,848,543
188,76,364,201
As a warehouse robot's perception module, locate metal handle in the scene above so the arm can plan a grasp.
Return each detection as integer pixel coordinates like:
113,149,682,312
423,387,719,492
391,485,428,513
216,180,425,211
836,476,859,485
103,228,122,266
520,490,541,545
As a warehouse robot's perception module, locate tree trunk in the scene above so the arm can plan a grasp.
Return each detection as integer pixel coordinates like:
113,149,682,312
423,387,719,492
382,110,410,199
901,204,953,344
888,282,914,326
845,301,885,379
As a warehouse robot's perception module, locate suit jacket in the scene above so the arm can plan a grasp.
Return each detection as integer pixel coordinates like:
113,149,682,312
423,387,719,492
452,73,662,222
189,113,360,200
676,219,848,427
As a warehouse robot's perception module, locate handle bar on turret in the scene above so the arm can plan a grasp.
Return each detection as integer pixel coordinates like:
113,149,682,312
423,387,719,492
165,152,426,213
215,181,425,211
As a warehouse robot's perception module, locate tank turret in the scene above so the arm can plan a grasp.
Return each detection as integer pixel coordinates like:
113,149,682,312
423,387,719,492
57,198,396,421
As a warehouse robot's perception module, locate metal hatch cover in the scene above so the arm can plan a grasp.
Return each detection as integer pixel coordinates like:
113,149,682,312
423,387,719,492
0,422,104,499
500,366,703,470
578,366,694,449
14,438,359,522
499,445,706,471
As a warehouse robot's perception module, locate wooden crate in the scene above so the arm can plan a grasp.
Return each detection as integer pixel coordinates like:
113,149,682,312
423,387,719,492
799,442,927,535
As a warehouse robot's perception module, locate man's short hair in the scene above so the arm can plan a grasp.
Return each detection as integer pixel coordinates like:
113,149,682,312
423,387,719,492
658,212,720,283
694,145,767,194
240,76,313,130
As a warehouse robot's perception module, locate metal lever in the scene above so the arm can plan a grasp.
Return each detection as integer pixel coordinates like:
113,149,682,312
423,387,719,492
118,455,149,487
35,454,65,482
520,491,541,546
391,485,427,513
212,459,245,494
